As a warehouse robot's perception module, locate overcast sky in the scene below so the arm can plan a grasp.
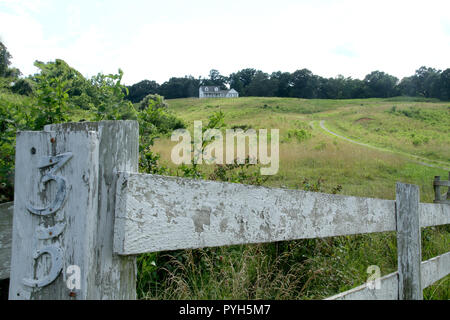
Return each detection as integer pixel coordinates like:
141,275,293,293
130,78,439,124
1,0,449,85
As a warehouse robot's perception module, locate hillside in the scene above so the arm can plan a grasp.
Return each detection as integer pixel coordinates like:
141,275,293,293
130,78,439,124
139,97,450,300
1,85,448,299
153,97,449,202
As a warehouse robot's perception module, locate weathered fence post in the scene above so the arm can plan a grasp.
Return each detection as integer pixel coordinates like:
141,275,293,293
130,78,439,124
433,173,450,204
396,182,422,300
8,121,138,299
448,172,450,200
434,176,442,203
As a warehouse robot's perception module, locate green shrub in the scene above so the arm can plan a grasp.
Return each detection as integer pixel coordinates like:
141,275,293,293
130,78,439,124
0,60,185,203
287,128,311,142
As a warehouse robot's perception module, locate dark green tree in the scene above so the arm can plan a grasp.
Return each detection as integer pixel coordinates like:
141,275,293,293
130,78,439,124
439,68,450,100
201,69,228,88
0,41,12,77
229,68,257,96
270,71,292,97
126,80,160,103
246,71,277,96
290,69,319,98
414,66,441,98
158,76,200,99
363,71,398,98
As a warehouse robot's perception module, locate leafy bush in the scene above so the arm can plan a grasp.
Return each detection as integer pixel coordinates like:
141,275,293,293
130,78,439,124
11,78,33,95
139,105,185,135
90,70,137,121
138,94,167,111
231,124,252,131
138,96,186,175
31,70,70,130
286,128,311,143
0,59,185,202
388,106,448,123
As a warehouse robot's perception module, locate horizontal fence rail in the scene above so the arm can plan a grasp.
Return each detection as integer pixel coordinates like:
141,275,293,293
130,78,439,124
113,172,450,255
1,120,449,300
326,251,450,300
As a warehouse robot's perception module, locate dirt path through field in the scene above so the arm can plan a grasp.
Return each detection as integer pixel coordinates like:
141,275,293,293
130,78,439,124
318,120,450,171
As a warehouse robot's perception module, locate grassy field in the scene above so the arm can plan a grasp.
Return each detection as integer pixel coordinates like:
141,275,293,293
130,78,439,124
141,96,449,300
154,97,449,201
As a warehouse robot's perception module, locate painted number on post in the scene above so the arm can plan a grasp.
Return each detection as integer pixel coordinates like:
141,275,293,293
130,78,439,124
22,151,72,288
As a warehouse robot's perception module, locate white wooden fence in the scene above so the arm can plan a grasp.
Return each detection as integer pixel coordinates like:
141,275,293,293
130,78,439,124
0,120,448,300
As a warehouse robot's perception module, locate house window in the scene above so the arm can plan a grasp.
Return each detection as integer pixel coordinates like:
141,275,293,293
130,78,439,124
215,87,218,92
205,87,208,91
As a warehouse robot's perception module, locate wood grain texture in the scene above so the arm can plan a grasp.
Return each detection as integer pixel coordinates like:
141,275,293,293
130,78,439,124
4,119,447,300
2,201,447,271
9,129,100,299
45,121,139,299
114,173,397,255
419,203,450,227
325,272,399,300
396,183,422,300
326,251,450,300
0,202,13,280
114,173,450,255
420,251,450,289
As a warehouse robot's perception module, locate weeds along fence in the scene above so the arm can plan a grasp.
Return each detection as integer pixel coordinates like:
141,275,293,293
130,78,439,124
0,120,448,300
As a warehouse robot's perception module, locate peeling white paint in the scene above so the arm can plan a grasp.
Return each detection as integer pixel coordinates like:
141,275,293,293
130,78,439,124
326,251,450,300
2,120,448,300
9,129,100,299
114,173,449,255
114,173,420,255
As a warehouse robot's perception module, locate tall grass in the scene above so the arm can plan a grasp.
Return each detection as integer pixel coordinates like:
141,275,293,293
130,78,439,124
137,226,448,299
138,97,449,300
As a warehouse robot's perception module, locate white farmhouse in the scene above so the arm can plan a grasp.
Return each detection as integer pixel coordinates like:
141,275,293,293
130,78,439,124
199,86,239,98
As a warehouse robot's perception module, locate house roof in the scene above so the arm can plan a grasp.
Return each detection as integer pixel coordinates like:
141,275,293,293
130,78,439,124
200,86,238,94
200,86,221,91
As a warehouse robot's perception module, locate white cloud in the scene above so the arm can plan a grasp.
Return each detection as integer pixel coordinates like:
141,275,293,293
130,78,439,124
1,0,449,84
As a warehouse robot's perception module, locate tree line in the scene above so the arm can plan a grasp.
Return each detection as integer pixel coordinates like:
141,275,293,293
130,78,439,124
2,40,449,103
126,67,450,102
